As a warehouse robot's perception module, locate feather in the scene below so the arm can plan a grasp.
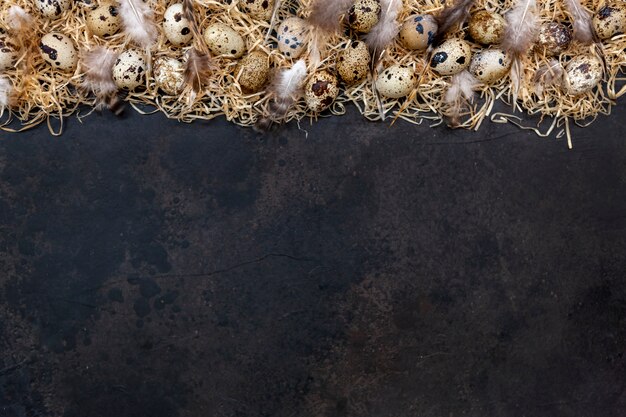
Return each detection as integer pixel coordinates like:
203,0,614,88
365,0,403,56
0,76,12,117
502,0,539,56
433,0,476,45
6,6,33,33
184,48,216,103
81,47,119,110
533,58,564,97
181,0,205,49
307,0,353,33
444,70,477,127
564,0,595,44
118,0,158,49
266,0,283,42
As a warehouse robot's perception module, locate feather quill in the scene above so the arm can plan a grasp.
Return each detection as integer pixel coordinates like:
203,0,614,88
81,47,120,112
444,70,478,127
118,0,158,49
184,48,216,104
564,0,595,44
433,0,476,45
0,76,12,118
533,58,564,97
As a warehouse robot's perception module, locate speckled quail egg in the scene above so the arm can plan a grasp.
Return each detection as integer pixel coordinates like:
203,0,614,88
336,41,370,85
203,23,246,58
112,49,147,90
86,2,121,38
153,57,185,95
375,65,418,99
305,71,339,113
40,32,78,71
430,38,472,76
399,14,438,52
469,48,511,84
536,22,571,56
593,2,626,40
238,0,275,20
163,3,193,46
235,50,270,93
0,32,19,72
562,54,603,95
468,11,506,45
277,17,307,59
36,0,71,18
348,0,381,34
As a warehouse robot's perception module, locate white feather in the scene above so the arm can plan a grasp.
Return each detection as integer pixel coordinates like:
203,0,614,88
7,6,33,32
118,0,158,48
0,77,12,116
256,60,307,129
564,0,594,44
365,0,403,55
81,47,118,98
533,58,564,97
444,70,478,126
502,0,539,56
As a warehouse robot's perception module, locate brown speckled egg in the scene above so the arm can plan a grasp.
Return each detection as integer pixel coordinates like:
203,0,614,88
86,2,121,38
430,38,472,75
305,71,339,112
469,48,511,84
112,50,147,90
239,0,275,20
336,41,370,85
536,22,571,56
154,57,185,95
277,17,307,59
203,23,246,58
563,54,603,95
348,0,381,34
593,2,626,40
163,3,193,46
40,32,78,71
0,33,19,72
399,14,438,52
468,11,506,45
36,0,70,18
375,65,417,99
235,51,270,93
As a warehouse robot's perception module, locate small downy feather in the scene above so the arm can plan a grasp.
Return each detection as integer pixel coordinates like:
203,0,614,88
533,58,564,97
444,70,478,127
118,0,158,49
7,6,33,33
307,0,353,33
564,0,595,44
0,76,12,117
184,48,216,104
81,47,119,110
365,0,403,58
433,0,476,45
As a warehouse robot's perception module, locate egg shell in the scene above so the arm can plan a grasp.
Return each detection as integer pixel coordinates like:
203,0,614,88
399,14,438,51
235,51,270,93
36,0,71,18
86,2,121,38
430,39,472,76
535,22,571,56
40,32,78,71
375,65,417,99
468,11,505,45
277,17,307,59
563,55,603,96
238,0,275,20
112,50,147,90
154,57,185,95
163,3,193,46
0,34,19,72
203,23,246,58
336,41,370,85
469,48,511,84
348,0,381,34
593,2,626,40
305,71,339,113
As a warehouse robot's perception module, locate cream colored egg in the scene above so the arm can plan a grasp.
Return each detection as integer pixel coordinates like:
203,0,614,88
86,2,121,38
430,38,472,76
163,3,193,46
277,17,307,59
563,55,603,95
468,11,505,45
336,41,370,85
375,65,417,99
469,48,511,84
399,14,438,52
238,0,275,20
203,23,246,58
536,22,571,56
35,0,71,18
348,0,381,34
154,57,185,95
112,50,147,90
0,33,19,72
593,2,626,40
40,32,78,71
305,71,339,112
235,51,270,93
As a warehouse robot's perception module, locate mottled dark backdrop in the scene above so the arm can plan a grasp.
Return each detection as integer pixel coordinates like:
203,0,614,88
0,108,625,417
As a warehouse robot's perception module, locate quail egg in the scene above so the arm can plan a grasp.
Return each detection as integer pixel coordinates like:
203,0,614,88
468,11,506,45
36,0,71,18
277,17,307,59
239,0,275,20
86,2,121,38
430,38,472,75
593,2,626,40
235,50,270,93
40,32,78,71
154,57,185,95
112,49,147,90
536,22,572,56
163,3,193,46
336,41,370,85
203,23,246,58
348,0,381,34
0,33,19,72
562,54,603,95
305,71,339,112
399,14,438,52
469,48,511,84
375,64,418,99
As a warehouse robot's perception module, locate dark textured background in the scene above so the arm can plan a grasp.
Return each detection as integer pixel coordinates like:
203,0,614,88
0,107,625,417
